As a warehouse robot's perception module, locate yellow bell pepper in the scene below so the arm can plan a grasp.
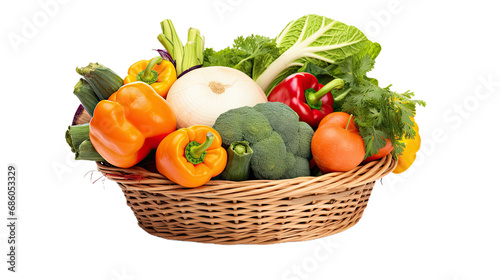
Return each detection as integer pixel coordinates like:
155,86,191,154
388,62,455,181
124,56,176,98
393,118,421,174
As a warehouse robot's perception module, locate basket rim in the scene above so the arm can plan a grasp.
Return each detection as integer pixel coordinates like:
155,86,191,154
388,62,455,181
96,155,396,196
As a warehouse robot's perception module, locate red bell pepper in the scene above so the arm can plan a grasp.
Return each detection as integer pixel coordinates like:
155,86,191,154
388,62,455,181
268,72,345,129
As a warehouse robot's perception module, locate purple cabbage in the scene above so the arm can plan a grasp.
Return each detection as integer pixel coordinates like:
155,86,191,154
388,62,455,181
154,49,176,68
177,64,202,79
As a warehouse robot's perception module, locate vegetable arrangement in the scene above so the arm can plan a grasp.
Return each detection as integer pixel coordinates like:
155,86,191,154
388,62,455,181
66,14,425,188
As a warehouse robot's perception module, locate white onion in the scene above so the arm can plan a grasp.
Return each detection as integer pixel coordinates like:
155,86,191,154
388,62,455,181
166,66,268,128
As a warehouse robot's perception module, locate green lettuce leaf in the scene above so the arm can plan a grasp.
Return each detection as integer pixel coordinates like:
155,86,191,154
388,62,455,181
256,14,368,92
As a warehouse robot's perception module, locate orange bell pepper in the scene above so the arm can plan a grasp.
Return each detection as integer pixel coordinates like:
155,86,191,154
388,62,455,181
156,126,227,188
89,82,176,168
123,56,176,98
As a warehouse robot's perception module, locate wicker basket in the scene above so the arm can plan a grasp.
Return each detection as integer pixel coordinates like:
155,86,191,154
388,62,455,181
96,154,396,245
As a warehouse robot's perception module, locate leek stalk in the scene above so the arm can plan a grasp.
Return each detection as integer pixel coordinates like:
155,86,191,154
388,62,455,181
65,124,105,161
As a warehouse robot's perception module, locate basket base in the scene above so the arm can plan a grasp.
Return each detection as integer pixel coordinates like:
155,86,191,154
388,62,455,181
122,181,375,245
98,154,396,245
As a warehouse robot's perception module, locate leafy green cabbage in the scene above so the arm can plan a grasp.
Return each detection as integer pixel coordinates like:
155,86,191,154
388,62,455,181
256,15,368,92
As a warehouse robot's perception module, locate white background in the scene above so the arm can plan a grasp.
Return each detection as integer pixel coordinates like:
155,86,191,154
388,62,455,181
1,0,499,279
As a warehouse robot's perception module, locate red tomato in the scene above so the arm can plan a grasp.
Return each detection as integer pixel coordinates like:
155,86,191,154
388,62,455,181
363,138,393,162
311,112,365,172
318,112,358,133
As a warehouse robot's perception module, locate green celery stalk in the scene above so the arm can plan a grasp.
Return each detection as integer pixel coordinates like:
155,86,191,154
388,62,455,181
187,28,204,66
160,19,184,75
158,20,204,77
194,30,205,64
182,41,197,73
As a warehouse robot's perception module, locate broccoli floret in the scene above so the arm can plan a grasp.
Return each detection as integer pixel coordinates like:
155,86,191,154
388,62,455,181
296,121,314,159
281,121,313,179
250,132,288,180
254,102,300,154
282,156,311,179
212,107,245,146
284,152,296,172
212,102,314,180
213,106,272,146
241,108,273,143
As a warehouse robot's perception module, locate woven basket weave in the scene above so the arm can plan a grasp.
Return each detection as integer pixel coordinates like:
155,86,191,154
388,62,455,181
96,154,396,245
